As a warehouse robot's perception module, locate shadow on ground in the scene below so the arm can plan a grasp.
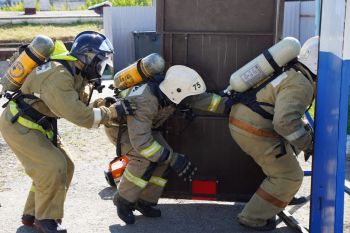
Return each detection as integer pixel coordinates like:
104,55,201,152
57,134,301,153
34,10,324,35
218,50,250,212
16,225,38,233
108,203,293,233
99,186,118,200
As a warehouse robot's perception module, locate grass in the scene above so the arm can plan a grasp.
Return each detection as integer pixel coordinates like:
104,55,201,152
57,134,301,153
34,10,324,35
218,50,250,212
0,23,103,43
1,0,152,11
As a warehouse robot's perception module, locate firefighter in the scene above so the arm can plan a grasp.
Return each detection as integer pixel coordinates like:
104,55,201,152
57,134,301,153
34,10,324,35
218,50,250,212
103,65,227,224
0,31,133,233
230,37,318,231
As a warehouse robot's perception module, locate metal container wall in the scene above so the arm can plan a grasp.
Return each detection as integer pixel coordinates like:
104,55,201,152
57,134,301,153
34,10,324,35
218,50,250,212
132,31,162,60
157,0,285,201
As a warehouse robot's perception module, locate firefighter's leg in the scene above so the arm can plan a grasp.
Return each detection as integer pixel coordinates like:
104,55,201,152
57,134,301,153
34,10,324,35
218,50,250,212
22,183,36,226
20,143,73,226
134,132,171,217
114,156,152,224
136,162,169,217
57,142,75,191
232,132,303,229
138,162,169,204
138,132,171,204
0,108,69,220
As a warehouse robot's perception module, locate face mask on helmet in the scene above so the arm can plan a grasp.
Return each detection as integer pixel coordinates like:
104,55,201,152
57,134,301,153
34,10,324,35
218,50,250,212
83,53,114,83
70,31,114,83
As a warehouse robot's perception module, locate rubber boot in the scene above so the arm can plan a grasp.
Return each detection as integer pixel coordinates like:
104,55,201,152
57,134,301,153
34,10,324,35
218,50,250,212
239,216,276,231
34,219,67,233
22,214,35,227
135,200,161,217
113,194,135,224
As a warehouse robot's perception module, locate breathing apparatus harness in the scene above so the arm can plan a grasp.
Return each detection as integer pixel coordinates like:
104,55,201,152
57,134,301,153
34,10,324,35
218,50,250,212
1,57,104,147
223,51,314,158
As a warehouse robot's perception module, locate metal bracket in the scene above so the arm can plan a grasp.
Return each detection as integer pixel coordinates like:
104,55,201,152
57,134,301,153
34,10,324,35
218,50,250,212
276,195,310,233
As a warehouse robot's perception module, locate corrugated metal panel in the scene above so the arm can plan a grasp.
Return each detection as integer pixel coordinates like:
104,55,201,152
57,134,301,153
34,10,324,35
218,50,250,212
157,0,284,201
283,1,315,43
300,1,316,43
103,5,156,72
283,2,301,39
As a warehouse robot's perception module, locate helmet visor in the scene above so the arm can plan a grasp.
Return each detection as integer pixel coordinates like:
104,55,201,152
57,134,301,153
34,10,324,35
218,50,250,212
99,38,114,53
96,53,113,76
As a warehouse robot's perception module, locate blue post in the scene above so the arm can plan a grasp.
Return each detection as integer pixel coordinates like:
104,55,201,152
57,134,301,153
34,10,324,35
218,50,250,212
310,0,348,232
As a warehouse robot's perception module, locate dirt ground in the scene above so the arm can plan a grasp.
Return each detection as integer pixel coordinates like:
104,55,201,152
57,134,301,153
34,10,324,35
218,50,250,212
0,81,349,233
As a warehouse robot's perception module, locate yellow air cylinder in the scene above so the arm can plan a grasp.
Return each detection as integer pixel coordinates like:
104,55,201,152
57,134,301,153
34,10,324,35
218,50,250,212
1,35,54,92
114,53,165,90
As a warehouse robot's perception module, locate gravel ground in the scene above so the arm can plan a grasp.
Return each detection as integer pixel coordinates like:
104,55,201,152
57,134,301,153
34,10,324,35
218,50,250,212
0,81,349,233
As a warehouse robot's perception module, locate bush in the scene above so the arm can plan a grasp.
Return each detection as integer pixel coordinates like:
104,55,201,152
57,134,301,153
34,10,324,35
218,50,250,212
1,0,152,11
85,0,152,8
1,0,42,11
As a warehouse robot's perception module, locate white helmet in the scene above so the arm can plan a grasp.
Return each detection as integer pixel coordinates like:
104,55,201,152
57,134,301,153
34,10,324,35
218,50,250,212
298,36,319,75
159,65,206,104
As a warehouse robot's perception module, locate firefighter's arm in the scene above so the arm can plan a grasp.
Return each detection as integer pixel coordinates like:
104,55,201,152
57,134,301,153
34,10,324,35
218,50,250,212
127,97,172,163
40,73,113,128
273,73,314,151
186,92,228,114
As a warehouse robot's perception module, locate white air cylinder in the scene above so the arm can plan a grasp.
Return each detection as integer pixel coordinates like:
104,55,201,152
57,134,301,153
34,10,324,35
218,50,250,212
228,37,301,92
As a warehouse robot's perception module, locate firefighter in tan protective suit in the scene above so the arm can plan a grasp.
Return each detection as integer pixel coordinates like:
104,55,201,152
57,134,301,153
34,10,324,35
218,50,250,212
228,37,318,231
0,31,133,233
102,65,226,224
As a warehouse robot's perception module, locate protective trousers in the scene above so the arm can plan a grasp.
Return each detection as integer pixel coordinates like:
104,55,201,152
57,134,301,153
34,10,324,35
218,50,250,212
231,130,303,227
0,107,74,220
117,132,170,204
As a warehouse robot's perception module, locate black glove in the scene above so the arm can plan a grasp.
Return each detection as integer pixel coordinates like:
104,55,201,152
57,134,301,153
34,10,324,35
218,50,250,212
115,99,136,116
104,97,117,107
304,147,313,162
303,124,314,162
170,153,197,182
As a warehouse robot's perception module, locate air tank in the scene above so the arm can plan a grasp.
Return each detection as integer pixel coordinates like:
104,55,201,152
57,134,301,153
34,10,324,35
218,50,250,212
0,35,54,92
114,53,165,90
228,37,301,92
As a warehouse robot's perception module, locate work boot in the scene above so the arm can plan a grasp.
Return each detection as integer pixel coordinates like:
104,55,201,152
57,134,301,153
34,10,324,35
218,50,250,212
113,194,135,224
22,214,35,227
135,200,161,217
22,215,62,227
34,219,67,233
239,216,276,231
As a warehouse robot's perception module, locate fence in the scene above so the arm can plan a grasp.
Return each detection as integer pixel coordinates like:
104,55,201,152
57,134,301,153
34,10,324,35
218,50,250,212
283,0,316,44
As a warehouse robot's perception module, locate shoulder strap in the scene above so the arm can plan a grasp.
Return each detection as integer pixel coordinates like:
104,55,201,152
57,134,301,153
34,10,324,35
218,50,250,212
233,71,284,120
52,60,74,76
147,78,170,107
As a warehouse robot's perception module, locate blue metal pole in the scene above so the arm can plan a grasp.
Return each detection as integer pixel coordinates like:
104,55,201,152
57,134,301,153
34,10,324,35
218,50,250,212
304,170,312,177
309,0,347,232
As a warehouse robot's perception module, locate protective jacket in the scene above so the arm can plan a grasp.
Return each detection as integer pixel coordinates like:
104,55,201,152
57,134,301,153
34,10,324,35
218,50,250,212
18,60,112,128
0,59,112,220
105,82,224,204
230,64,315,227
230,64,314,152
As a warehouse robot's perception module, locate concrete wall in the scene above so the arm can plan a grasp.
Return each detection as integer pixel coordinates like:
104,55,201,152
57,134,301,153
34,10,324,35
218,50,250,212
283,1,316,44
103,4,156,72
